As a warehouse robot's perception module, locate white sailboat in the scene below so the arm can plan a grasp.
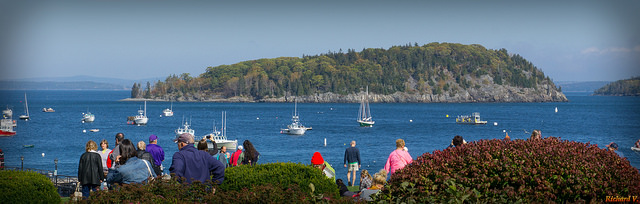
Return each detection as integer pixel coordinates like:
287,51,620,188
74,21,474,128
134,101,148,125
357,87,374,127
201,111,238,151
281,101,307,135
19,93,29,120
163,102,173,117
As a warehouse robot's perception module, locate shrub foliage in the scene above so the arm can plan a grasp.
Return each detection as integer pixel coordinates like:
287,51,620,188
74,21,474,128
378,137,640,203
87,162,350,203
0,170,61,203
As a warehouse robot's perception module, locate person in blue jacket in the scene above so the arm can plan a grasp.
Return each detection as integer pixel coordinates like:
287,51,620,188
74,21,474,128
170,133,225,184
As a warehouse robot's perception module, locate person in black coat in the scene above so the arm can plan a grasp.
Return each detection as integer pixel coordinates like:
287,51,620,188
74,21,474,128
137,141,161,176
78,140,105,199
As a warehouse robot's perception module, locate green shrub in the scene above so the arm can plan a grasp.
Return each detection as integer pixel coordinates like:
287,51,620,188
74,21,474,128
0,170,61,203
220,162,339,198
377,137,640,203
87,162,351,203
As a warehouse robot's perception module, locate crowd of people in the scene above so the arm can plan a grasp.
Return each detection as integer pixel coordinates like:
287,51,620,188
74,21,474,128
77,128,631,200
77,132,260,199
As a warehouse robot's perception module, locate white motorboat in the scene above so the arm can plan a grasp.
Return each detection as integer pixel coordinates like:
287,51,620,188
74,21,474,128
18,93,29,120
201,111,238,151
281,101,307,135
357,86,375,127
175,119,195,138
3,106,13,118
163,102,173,117
134,101,148,125
42,108,55,112
82,112,95,123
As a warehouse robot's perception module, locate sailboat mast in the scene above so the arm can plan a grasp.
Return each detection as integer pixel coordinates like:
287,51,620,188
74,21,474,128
365,87,371,119
24,93,29,116
144,101,147,116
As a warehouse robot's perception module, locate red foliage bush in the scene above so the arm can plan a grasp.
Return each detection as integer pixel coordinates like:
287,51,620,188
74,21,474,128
381,137,640,203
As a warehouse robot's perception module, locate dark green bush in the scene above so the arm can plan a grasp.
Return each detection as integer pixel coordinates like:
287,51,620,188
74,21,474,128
220,162,339,198
87,162,352,203
377,137,640,203
0,170,61,203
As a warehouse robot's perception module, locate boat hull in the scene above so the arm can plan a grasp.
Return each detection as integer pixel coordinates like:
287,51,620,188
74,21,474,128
0,130,15,136
163,109,173,117
134,117,148,125
82,115,95,122
216,140,238,151
358,120,375,127
281,128,306,135
455,121,487,125
19,115,29,120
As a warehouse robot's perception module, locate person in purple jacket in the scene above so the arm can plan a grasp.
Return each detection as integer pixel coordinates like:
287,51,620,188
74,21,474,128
169,133,225,184
146,134,165,174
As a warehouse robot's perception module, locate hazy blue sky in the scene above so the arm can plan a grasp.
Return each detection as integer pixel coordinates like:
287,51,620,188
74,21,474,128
2,0,638,82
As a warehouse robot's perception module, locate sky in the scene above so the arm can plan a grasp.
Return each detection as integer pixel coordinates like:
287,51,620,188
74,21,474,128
1,0,639,82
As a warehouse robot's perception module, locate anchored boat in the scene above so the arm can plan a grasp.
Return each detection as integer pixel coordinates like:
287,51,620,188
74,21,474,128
281,101,307,135
456,112,487,125
201,111,238,151
357,86,375,127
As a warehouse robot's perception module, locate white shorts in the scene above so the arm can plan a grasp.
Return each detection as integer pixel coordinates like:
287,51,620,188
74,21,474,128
348,163,359,172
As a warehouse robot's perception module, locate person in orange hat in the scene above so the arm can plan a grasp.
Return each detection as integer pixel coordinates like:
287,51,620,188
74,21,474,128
311,152,335,180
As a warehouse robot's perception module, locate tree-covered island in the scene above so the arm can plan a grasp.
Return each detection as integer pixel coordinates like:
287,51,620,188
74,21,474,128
128,42,567,103
593,77,640,96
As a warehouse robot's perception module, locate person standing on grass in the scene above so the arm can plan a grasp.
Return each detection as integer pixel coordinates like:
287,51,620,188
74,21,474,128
343,140,361,186
78,140,104,199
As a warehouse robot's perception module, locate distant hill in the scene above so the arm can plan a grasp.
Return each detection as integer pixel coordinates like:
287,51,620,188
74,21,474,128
555,81,612,93
134,42,567,103
593,77,640,96
0,75,164,90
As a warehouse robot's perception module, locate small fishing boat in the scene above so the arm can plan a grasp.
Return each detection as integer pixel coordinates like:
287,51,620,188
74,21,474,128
0,118,16,136
456,112,487,125
19,93,29,120
175,119,195,138
23,144,34,148
281,101,307,135
89,129,100,132
163,102,173,117
82,112,95,123
632,147,640,152
201,111,238,151
357,86,375,127
42,108,55,112
3,106,12,118
134,101,148,125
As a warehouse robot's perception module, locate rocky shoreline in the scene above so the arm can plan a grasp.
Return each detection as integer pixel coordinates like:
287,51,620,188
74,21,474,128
121,83,568,103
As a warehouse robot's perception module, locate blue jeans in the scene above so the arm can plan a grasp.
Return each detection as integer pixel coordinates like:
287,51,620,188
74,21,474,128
82,184,99,199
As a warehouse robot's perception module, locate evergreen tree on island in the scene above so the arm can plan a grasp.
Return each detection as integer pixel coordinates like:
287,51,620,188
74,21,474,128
134,42,567,103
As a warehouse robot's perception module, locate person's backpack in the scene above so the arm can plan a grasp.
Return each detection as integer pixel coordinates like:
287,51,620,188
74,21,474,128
106,149,114,168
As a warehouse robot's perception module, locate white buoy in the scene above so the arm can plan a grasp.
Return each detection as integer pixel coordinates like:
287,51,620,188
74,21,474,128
324,138,327,146
41,153,45,157
82,129,86,133
81,120,85,124
503,130,506,133
409,119,413,122
494,122,498,126
256,117,259,120
555,107,558,113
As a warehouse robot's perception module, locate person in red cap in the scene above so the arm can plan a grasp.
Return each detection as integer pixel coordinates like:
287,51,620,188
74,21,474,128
311,152,335,181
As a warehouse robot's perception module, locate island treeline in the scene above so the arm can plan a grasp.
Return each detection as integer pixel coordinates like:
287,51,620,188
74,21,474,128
131,42,566,102
593,77,640,96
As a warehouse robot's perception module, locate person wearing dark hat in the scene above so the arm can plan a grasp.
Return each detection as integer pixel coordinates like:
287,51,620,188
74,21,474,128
606,142,625,158
169,133,225,184
146,134,165,175
311,152,335,181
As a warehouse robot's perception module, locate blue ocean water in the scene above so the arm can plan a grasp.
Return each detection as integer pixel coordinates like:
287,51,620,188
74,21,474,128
0,90,638,179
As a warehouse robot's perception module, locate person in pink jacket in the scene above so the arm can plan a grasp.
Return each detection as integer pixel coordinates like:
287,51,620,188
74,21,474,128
384,139,413,176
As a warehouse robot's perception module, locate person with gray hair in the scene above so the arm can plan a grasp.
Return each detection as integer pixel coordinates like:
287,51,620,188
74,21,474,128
169,133,225,184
